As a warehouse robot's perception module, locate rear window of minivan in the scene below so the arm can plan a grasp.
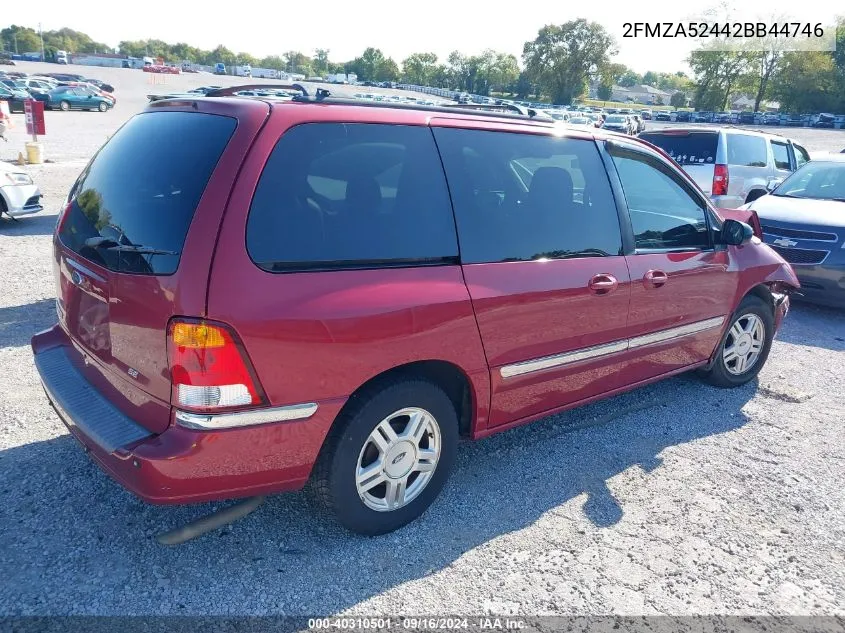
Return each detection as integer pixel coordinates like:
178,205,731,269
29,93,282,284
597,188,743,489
59,112,236,275
638,131,718,166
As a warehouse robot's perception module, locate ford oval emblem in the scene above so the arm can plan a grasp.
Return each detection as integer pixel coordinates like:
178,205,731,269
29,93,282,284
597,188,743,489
70,270,83,286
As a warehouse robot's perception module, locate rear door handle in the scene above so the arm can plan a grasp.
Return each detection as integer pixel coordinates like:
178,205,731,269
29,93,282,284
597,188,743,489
644,269,668,287
588,273,619,295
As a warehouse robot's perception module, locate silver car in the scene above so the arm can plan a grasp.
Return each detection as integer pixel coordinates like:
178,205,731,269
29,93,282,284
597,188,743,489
639,127,810,208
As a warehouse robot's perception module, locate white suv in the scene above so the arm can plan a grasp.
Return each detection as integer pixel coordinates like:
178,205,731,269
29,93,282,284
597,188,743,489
639,127,810,207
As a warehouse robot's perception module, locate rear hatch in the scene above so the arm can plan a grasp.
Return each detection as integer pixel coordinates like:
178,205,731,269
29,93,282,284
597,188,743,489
53,101,268,433
639,130,719,194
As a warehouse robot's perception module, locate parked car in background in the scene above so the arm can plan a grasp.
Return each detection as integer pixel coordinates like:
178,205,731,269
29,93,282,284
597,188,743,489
675,111,692,122
742,155,845,308
763,113,781,125
603,114,633,134
47,85,114,112
0,84,29,112
0,163,43,220
639,127,810,207
42,73,85,82
31,92,797,535
654,110,672,121
59,82,117,105
640,109,652,120
83,78,115,93
738,111,760,125
812,113,835,128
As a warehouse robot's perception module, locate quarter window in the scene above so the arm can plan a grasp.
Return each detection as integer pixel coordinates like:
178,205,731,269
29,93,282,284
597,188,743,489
771,141,791,171
609,148,710,251
727,134,767,167
432,128,622,263
247,123,458,271
794,144,810,169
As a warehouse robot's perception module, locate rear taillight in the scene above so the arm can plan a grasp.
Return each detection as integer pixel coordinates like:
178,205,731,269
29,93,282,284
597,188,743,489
167,319,265,412
712,164,729,197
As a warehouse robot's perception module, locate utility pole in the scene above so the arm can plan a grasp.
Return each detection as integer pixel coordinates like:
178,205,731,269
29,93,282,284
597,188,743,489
13,32,18,54
38,23,45,62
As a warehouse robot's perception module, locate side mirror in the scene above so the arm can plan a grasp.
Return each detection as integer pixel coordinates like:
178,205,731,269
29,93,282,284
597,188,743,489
722,219,754,246
766,177,782,192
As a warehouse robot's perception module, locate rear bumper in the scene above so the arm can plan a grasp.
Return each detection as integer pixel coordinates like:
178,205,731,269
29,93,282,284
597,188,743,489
32,326,341,504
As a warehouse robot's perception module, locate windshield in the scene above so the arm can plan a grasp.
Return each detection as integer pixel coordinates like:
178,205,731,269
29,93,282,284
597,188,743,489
773,161,845,201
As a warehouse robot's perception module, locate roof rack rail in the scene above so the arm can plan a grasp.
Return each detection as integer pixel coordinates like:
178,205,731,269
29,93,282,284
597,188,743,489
287,95,555,123
204,83,312,97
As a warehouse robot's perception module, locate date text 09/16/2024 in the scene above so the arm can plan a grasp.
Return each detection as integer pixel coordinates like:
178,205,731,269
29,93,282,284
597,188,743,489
308,617,526,630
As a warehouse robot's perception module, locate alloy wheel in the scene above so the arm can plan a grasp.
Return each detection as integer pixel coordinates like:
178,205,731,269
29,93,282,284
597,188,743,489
723,313,766,375
355,407,441,512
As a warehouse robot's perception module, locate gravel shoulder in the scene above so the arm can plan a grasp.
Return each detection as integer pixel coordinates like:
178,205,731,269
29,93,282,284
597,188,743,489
1,61,844,617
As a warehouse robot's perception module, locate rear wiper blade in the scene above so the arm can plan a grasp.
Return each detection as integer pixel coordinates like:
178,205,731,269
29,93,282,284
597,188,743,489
107,244,178,255
83,236,176,255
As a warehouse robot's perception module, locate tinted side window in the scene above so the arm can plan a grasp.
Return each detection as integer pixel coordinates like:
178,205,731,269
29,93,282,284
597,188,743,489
432,128,622,263
247,123,458,271
727,134,767,167
771,141,791,170
609,149,710,250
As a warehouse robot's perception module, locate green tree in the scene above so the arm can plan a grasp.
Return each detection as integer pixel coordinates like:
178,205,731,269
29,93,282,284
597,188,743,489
670,91,687,108
313,48,330,74
597,81,612,100
771,50,838,113
283,50,312,75
1,26,41,54
260,55,285,70
522,19,617,104
641,70,659,86
689,48,753,111
401,52,438,85
617,69,641,87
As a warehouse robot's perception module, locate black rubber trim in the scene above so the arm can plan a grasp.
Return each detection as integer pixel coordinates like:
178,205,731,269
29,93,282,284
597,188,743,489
34,346,153,453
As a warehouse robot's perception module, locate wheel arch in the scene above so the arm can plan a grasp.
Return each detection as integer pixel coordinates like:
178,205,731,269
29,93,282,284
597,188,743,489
330,359,477,441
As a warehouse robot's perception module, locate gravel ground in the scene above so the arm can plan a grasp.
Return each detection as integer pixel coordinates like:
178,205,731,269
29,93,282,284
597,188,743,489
1,61,845,618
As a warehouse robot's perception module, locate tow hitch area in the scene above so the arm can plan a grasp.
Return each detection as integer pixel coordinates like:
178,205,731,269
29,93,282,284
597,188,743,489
156,496,266,545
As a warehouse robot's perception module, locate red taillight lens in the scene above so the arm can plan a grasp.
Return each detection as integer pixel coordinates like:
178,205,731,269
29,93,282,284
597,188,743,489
712,164,729,197
167,319,265,412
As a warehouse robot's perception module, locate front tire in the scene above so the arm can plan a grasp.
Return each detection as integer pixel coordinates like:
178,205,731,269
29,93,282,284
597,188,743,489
313,379,459,535
702,295,774,387
98,101,108,112
59,100,70,112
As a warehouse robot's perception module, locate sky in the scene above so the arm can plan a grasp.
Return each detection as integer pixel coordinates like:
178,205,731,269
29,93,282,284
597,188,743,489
6,0,835,75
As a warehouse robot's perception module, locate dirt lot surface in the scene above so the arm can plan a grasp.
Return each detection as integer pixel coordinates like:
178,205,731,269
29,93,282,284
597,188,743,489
1,61,844,618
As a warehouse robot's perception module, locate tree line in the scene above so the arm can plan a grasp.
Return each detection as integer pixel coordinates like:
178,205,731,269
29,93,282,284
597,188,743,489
3,20,844,111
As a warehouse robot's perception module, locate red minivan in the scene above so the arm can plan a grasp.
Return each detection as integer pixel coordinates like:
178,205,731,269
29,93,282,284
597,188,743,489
32,90,799,535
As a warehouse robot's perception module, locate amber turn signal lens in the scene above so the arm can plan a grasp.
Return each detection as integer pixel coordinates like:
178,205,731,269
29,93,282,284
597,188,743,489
171,322,226,349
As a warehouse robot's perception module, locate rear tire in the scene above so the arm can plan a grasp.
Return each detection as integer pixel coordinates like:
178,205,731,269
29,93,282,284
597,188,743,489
701,295,774,388
98,102,108,112
59,100,70,112
313,379,458,535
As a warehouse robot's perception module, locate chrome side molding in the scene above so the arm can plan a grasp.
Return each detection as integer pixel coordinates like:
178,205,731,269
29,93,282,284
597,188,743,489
175,402,319,430
500,316,726,379
500,340,629,378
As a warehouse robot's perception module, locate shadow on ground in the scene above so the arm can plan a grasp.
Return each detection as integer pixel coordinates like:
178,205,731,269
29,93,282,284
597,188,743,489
0,298,55,348
0,212,58,237
0,374,756,615
775,301,845,352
